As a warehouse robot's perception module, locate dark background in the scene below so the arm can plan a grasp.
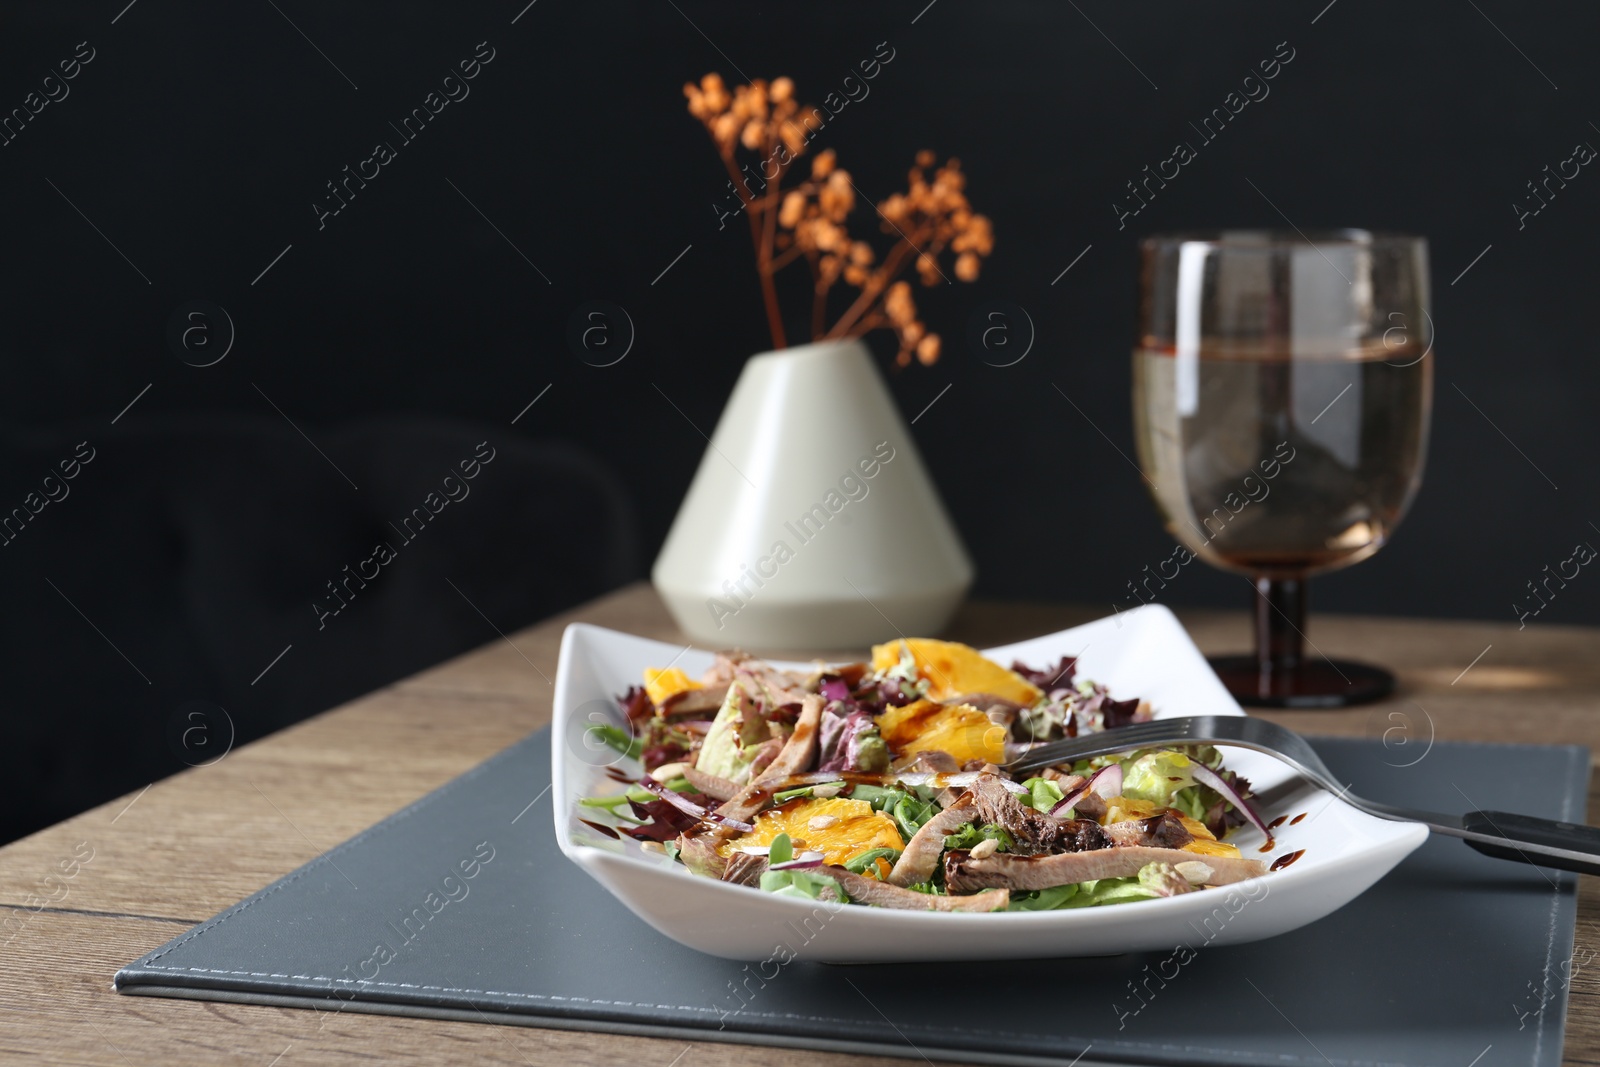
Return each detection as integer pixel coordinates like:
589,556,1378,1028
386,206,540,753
2,0,1594,844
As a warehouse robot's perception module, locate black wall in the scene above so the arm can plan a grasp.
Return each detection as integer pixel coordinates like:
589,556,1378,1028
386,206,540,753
2,2,1596,838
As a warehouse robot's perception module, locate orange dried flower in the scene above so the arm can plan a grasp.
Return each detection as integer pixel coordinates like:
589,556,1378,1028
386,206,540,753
711,112,740,151
884,281,915,326
818,171,853,220
686,72,993,365
878,193,909,226
779,191,805,228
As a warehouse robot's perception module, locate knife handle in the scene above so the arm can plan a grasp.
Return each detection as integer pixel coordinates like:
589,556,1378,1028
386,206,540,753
1462,810,1600,877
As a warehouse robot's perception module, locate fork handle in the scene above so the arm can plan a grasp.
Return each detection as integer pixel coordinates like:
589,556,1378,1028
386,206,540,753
1462,810,1600,877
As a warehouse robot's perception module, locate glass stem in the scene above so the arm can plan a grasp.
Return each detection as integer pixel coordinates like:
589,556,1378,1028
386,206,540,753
1253,575,1305,678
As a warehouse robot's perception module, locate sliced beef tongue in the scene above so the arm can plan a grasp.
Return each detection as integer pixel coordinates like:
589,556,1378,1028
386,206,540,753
1042,770,1086,790
700,651,753,688
968,773,1109,856
683,766,740,802
944,845,1267,894
1103,812,1194,850
734,663,814,713
1071,792,1108,823
825,866,1009,912
662,684,730,717
887,794,979,887
910,751,961,773
1144,813,1194,849
1056,819,1113,853
701,652,812,714
721,851,769,887
707,693,825,828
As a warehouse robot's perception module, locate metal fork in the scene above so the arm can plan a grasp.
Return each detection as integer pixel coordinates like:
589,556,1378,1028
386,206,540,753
1009,715,1600,876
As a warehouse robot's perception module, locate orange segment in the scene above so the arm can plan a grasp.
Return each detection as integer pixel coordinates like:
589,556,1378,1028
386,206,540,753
1172,811,1241,858
870,638,1043,705
722,797,904,876
877,699,1007,768
1103,795,1161,823
644,667,697,707
1102,795,1243,859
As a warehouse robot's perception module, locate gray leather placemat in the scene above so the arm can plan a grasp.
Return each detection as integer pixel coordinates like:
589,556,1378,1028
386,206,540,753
116,731,1587,1067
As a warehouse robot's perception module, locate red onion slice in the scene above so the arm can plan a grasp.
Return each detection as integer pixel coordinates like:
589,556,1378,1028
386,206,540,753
1090,762,1123,798
1190,762,1274,847
1048,788,1085,818
636,776,756,833
1048,762,1120,818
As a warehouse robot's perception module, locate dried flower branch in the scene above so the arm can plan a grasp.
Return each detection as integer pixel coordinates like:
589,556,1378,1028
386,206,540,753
685,73,993,366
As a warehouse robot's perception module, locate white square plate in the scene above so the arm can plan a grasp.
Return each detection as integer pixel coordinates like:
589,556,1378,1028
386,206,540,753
551,604,1427,962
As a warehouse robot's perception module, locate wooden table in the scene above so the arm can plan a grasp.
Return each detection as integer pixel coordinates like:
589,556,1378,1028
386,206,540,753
2,582,1596,1065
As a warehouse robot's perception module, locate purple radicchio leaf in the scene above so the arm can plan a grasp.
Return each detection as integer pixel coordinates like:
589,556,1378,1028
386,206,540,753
816,703,889,773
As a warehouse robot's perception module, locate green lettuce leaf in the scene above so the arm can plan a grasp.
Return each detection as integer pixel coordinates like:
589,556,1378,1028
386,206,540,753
768,833,794,866
892,794,939,839
942,822,1014,852
1007,884,1080,911
848,784,908,811
696,683,773,782
587,723,642,762
1168,784,1209,822
1063,876,1160,907
844,847,902,876
760,868,842,900
1120,750,1198,807
1021,776,1064,813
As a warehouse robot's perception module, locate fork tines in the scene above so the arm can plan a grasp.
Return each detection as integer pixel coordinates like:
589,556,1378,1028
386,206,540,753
1009,717,1206,773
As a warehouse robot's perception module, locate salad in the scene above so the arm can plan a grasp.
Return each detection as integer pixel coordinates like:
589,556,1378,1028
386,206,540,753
578,638,1273,912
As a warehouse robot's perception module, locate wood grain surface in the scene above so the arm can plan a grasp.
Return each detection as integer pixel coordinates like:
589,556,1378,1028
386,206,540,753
2,582,1594,1065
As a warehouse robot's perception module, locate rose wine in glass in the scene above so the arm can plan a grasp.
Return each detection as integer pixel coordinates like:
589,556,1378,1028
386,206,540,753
1133,231,1432,707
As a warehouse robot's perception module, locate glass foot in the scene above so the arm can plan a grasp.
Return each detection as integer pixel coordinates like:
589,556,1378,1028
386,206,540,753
1207,655,1395,709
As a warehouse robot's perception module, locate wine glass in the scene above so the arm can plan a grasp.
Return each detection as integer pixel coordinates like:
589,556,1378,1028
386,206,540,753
1132,230,1433,708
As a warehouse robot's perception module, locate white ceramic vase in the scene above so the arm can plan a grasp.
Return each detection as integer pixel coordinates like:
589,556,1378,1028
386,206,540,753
652,339,973,651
